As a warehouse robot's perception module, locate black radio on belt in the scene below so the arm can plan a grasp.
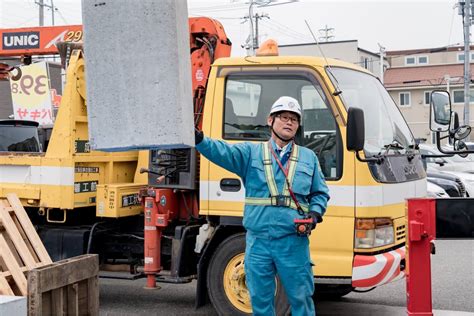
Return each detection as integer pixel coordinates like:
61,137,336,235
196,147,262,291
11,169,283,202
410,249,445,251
294,218,313,236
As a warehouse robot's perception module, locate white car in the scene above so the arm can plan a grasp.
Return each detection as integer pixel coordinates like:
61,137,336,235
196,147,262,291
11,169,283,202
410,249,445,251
419,143,474,173
427,181,450,198
435,170,474,197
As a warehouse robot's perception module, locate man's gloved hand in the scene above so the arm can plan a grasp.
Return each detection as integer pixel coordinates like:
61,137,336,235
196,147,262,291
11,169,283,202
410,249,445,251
195,128,204,145
308,211,323,230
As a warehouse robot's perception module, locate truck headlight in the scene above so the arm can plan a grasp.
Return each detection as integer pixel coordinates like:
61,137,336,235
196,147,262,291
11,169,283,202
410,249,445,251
355,218,394,249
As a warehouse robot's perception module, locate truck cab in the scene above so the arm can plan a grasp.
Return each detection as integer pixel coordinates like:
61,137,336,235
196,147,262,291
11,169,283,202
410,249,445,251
197,55,426,314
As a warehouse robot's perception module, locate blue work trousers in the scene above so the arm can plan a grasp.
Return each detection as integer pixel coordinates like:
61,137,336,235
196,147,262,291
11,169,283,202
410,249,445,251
244,233,315,316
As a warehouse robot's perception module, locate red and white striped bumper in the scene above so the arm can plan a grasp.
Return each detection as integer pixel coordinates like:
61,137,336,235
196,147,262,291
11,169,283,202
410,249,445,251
352,246,405,289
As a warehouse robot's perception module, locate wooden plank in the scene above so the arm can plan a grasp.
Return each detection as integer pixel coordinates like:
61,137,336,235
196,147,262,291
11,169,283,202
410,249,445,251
0,205,37,268
87,276,99,316
11,214,41,263
51,288,64,315
6,194,52,264
27,269,42,316
29,255,98,293
2,230,23,268
67,283,79,316
0,266,28,278
0,234,27,295
0,275,14,295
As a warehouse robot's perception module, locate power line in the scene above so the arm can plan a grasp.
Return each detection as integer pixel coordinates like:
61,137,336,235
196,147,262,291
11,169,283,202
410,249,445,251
266,19,312,41
447,3,457,48
263,19,312,42
35,0,56,26
262,22,309,42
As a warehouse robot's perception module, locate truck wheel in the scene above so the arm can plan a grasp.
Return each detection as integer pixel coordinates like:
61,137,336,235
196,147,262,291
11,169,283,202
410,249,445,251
207,233,289,315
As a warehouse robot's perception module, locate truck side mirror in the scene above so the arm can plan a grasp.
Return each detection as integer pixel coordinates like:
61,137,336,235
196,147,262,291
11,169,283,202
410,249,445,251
346,107,365,152
449,112,472,141
430,90,451,132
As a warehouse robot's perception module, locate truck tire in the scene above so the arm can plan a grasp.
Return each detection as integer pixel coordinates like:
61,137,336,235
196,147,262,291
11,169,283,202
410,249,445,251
207,233,290,316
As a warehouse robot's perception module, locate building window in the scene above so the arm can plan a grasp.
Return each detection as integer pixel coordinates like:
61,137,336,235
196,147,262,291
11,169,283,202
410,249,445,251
452,89,474,104
453,90,464,103
424,91,431,105
405,57,416,66
418,56,428,65
399,92,411,107
457,52,474,62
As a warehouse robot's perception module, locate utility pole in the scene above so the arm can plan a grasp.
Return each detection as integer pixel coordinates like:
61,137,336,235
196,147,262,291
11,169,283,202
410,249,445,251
318,25,335,42
38,0,44,26
248,2,256,55
51,0,55,26
459,0,472,129
378,43,385,84
35,0,56,26
254,13,269,49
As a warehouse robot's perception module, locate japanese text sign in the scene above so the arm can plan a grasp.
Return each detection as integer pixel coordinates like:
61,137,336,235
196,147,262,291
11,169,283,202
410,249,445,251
10,62,54,125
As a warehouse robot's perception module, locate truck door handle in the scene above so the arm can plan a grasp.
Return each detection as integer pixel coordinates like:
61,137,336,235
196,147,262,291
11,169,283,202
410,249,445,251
220,178,241,192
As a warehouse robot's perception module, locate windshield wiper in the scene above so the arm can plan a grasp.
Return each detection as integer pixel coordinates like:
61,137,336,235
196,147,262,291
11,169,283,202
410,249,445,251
383,140,405,152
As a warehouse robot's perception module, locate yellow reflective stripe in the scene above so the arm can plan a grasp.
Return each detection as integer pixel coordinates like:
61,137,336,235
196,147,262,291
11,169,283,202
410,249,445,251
282,144,299,196
245,197,271,205
245,197,309,212
262,143,279,196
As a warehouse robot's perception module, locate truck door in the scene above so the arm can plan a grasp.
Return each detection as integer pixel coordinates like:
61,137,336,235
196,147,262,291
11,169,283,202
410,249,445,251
206,67,353,247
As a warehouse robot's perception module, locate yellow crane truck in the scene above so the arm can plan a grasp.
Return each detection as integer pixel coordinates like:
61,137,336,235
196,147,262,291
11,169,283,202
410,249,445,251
0,20,426,315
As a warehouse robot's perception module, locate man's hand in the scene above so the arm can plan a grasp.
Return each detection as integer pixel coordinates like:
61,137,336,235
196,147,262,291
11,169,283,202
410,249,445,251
308,211,323,230
195,128,204,145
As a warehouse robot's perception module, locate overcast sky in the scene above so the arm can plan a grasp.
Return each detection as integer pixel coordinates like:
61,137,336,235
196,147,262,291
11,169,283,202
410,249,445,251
0,0,466,56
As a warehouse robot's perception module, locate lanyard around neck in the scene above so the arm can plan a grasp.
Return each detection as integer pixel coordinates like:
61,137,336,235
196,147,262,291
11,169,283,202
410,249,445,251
267,141,304,215
268,141,292,176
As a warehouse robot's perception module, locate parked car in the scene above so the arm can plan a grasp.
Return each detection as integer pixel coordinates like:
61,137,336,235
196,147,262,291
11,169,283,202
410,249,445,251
427,181,450,198
419,143,474,173
434,169,474,197
426,168,466,197
0,120,41,152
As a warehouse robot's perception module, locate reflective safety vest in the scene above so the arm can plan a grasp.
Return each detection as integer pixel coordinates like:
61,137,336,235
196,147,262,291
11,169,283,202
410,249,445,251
245,142,309,212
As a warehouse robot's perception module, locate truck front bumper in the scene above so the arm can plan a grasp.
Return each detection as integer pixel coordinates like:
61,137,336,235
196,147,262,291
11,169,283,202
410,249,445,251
352,246,405,289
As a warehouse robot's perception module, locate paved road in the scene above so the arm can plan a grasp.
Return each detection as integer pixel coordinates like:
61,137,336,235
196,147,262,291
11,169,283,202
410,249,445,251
99,240,474,315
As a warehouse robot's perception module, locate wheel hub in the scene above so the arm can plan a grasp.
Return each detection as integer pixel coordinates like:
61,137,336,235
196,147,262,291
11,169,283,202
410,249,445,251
223,253,251,313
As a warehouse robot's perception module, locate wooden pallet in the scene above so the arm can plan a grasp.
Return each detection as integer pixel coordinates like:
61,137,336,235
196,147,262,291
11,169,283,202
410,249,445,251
28,254,99,316
0,193,52,296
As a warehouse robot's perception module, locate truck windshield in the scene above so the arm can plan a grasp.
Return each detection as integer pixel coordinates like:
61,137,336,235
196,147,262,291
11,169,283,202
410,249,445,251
0,125,41,152
328,67,415,155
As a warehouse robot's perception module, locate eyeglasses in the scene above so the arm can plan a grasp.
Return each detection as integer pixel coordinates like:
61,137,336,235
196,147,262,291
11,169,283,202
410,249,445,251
277,114,299,123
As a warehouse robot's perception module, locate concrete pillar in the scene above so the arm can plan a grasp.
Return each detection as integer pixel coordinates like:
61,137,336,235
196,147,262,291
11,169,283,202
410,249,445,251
82,0,194,151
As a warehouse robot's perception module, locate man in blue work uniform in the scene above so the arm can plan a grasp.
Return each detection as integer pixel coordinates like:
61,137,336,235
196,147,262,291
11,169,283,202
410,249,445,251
195,96,330,316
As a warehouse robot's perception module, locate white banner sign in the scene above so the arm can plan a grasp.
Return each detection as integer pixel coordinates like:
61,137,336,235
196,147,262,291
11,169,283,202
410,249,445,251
10,62,54,125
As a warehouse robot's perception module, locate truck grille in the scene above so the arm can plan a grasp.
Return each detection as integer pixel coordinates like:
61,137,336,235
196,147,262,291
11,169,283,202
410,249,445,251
455,178,466,197
395,224,406,242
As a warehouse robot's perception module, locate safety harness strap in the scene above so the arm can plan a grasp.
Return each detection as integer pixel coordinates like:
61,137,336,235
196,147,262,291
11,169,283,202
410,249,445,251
262,142,279,196
245,197,309,212
245,142,307,212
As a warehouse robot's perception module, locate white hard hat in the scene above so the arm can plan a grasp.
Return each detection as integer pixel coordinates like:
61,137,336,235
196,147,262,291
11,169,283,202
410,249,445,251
269,96,302,118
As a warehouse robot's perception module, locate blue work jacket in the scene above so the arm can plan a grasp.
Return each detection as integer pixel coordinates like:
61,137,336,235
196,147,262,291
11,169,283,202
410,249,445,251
196,137,330,239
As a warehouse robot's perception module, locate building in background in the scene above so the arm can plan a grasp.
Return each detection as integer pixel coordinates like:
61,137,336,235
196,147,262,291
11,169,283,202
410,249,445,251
385,45,474,143
278,40,388,80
